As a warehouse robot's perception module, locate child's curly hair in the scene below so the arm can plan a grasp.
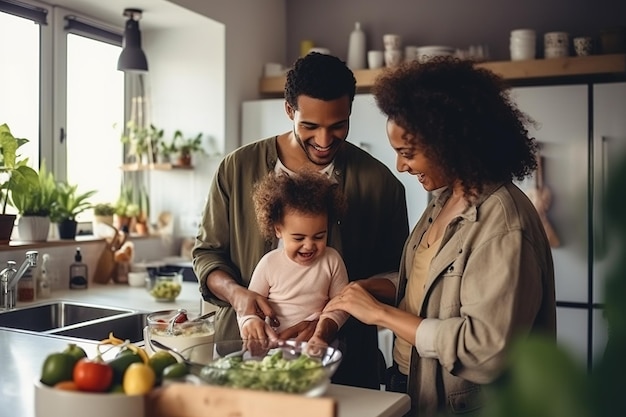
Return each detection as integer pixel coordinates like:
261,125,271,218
252,170,347,241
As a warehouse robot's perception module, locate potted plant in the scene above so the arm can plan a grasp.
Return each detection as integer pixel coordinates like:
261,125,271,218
50,181,97,239
157,138,177,164
121,122,163,165
171,130,206,167
134,184,150,235
114,184,136,232
10,161,57,242
0,123,39,243
92,202,116,238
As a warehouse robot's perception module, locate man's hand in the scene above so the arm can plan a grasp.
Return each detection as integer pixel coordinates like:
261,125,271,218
277,320,318,342
206,270,279,326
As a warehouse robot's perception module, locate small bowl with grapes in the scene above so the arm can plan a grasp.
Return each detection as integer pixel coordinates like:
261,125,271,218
146,269,183,302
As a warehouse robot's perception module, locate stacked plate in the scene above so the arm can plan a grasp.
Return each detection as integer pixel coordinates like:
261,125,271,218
416,46,455,63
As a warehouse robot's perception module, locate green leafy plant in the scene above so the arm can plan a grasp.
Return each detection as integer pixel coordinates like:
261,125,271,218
158,138,177,161
50,181,97,222
172,130,206,156
93,202,116,216
0,123,39,215
9,160,57,216
121,122,164,164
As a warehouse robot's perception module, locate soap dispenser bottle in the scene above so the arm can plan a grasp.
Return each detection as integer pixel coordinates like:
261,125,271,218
69,247,88,290
347,21,366,70
37,253,52,298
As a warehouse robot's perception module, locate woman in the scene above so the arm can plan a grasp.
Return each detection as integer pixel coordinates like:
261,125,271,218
324,58,556,416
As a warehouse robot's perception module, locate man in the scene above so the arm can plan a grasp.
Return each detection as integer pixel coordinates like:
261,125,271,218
192,52,409,389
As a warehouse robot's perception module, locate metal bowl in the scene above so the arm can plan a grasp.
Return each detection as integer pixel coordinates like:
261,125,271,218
179,339,342,397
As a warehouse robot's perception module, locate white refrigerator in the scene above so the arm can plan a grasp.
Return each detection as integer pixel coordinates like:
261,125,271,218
511,82,626,369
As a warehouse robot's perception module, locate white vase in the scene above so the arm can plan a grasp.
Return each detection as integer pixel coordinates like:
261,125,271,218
347,22,366,70
17,215,51,242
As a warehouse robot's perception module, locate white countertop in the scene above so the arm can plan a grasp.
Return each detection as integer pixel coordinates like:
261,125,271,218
3,282,410,417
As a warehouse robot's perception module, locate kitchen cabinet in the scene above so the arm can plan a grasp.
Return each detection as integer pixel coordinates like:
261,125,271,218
511,81,626,370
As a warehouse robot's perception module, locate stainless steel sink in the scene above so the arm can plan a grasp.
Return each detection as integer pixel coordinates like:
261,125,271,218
51,312,148,344
0,300,135,332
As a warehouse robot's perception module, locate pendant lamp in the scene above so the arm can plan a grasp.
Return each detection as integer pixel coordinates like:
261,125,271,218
117,8,148,72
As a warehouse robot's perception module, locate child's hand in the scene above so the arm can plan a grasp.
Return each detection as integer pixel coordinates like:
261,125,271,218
240,315,278,341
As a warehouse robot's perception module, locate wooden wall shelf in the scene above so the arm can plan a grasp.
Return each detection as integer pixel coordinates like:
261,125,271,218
120,163,193,172
259,54,626,96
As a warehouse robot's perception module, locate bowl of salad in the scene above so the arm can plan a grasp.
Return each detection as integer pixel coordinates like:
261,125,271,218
179,339,342,397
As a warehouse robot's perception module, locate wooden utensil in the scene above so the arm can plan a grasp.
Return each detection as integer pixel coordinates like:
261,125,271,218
92,223,127,284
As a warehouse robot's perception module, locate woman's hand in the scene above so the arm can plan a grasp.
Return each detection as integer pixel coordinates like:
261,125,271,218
324,282,383,326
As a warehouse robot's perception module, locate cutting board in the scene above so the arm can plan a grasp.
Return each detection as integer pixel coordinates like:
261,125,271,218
146,383,336,417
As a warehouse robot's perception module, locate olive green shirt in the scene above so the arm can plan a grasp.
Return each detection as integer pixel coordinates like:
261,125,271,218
192,136,409,388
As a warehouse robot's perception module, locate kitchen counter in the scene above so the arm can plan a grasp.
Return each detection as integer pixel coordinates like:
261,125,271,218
1,282,410,417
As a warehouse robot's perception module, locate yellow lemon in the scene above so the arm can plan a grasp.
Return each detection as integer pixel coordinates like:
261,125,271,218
123,362,156,395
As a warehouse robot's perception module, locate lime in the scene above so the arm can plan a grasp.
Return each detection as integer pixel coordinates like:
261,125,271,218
162,362,189,379
148,351,178,380
108,350,143,384
62,343,87,362
40,352,76,386
123,363,156,395
109,383,125,393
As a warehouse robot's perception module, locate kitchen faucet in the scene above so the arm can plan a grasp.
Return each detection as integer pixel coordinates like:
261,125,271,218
0,250,38,311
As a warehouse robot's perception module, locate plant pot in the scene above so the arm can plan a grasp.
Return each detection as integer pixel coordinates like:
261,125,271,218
0,214,17,244
134,221,149,236
115,215,132,232
176,152,192,167
57,219,78,240
17,215,50,242
93,215,115,238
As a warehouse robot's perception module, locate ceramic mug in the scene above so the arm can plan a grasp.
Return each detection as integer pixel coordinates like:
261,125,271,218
384,49,403,68
574,37,593,56
367,50,384,69
383,34,402,51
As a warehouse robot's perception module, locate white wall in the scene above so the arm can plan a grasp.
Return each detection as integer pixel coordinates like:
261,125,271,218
142,12,226,237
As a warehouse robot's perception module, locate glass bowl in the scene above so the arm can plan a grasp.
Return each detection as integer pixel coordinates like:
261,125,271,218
179,339,343,397
144,309,215,355
146,270,182,302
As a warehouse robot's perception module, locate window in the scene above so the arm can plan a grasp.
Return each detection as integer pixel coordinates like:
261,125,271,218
65,32,124,212
1,0,124,220
0,4,43,179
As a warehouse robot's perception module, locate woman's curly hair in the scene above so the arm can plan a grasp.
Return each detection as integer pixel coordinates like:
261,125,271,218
252,169,347,241
372,57,538,198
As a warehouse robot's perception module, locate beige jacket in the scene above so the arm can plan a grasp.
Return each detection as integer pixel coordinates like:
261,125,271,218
397,182,556,416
